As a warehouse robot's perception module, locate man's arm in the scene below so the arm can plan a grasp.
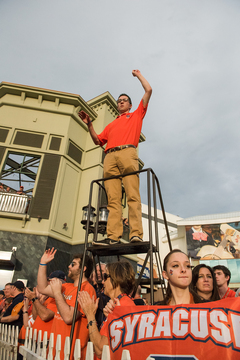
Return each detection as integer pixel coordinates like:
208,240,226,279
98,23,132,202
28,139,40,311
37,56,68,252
33,299,55,322
1,301,23,323
132,70,152,106
78,291,107,358
37,248,57,297
0,314,19,323
78,111,100,146
50,278,81,325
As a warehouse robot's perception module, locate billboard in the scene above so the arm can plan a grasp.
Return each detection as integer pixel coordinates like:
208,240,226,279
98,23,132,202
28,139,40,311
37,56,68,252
185,222,240,260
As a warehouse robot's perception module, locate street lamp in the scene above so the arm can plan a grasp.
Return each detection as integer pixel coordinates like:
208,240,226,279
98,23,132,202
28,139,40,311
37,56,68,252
81,205,109,235
81,205,96,225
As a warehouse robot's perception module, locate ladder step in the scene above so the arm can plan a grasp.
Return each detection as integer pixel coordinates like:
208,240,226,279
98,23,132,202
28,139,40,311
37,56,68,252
139,278,165,285
87,241,157,256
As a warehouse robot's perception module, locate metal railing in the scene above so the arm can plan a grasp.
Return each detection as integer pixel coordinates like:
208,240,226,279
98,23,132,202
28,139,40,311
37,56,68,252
0,193,29,214
0,323,18,360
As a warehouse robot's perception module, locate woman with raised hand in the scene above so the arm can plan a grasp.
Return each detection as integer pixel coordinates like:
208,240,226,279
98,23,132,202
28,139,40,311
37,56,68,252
78,260,136,358
192,264,220,301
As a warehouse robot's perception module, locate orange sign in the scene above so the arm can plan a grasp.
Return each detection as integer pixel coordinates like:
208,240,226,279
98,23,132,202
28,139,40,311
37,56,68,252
107,298,240,360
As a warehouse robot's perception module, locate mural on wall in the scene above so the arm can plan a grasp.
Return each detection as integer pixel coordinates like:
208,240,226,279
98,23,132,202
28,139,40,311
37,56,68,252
186,222,240,259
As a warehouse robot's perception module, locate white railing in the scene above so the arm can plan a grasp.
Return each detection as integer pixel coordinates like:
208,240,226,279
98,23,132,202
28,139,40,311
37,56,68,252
0,193,29,214
0,324,154,360
0,323,19,360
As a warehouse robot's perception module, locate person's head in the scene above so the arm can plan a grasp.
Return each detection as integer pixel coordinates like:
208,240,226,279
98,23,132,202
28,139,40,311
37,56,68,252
102,261,136,298
10,281,25,296
162,249,192,302
192,264,219,301
192,225,202,231
68,254,93,280
4,283,12,298
92,262,107,285
213,265,231,286
117,94,132,114
134,285,142,299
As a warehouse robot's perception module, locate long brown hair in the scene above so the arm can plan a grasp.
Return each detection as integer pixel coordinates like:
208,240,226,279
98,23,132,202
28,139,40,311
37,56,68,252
107,261,136,295
192,264,220,301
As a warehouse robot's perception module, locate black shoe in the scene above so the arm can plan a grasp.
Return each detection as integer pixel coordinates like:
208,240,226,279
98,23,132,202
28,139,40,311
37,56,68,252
109,239,121,245
130,236,143,243
92,238,110,246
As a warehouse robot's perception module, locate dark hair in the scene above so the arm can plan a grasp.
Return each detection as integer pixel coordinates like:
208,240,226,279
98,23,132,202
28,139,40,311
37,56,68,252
107,261,136,295
213,265,231,285
162,249,203,305
192,264,220,301
118,93,132,105
73,253,93,279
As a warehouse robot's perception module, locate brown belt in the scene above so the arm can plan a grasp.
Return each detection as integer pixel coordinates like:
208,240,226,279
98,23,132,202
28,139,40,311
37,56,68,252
105,145,136,155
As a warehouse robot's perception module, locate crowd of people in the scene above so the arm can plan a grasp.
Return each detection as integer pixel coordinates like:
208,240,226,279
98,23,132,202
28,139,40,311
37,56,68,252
0,183,26,194
0,247,239,360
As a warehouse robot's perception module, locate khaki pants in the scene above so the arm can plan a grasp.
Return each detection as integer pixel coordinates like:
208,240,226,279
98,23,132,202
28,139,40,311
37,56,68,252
103,147,143,241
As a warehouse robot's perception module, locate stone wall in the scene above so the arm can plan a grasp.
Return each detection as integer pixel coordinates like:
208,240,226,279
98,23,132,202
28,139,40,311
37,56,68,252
0,231,137,288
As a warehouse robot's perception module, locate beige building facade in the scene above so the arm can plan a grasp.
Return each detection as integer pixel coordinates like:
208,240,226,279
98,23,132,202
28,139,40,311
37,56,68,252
0,82,144,287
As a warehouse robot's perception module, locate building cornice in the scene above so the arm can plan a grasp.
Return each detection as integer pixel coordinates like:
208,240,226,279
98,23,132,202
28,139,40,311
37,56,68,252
177,211,240,226
87,91,119,118
0,82,97,124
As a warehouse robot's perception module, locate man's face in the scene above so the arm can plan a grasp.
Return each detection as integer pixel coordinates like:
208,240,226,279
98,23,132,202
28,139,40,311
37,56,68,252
214,269,229,287
68,258,80,280
4,285,12,297
117,96,132,114
96,264,106,281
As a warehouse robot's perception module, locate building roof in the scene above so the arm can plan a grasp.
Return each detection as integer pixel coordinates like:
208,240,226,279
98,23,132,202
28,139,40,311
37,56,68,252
177,211,240,226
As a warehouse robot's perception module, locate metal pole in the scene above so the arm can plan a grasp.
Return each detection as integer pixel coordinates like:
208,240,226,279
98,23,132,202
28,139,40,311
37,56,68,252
147,169,154,305
69,179,95,352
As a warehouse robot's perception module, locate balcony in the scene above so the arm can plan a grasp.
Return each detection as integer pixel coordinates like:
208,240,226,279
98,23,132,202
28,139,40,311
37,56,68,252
0,193,29,214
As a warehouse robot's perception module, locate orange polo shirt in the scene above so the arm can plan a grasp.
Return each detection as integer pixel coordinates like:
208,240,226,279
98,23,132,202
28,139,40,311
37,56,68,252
97,100,148,152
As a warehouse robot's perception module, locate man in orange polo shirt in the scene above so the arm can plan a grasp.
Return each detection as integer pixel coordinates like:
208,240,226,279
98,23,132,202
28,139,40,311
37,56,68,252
78,70,152,245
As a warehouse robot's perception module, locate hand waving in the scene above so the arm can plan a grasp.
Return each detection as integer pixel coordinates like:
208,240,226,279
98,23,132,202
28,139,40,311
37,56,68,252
78,111,91,125
40,247,57,265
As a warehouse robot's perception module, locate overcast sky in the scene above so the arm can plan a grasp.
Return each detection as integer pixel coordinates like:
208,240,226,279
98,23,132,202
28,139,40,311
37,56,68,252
1,0,240,218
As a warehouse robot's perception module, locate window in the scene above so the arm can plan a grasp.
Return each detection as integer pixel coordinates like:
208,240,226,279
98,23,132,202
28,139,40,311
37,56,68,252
0,152,41,195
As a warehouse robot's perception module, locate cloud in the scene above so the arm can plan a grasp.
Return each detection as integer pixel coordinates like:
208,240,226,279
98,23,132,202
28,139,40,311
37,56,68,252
1,0,240,218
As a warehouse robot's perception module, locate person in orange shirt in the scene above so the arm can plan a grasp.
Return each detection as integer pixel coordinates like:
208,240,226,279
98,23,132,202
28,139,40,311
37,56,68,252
213,265,236,298
78,70,152,246
37,248,96,360
78,260,136,359
0,281,25,329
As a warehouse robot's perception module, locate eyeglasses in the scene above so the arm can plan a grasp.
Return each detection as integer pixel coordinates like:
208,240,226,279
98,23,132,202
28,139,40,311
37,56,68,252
103,273,111,281
117,98,129,104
